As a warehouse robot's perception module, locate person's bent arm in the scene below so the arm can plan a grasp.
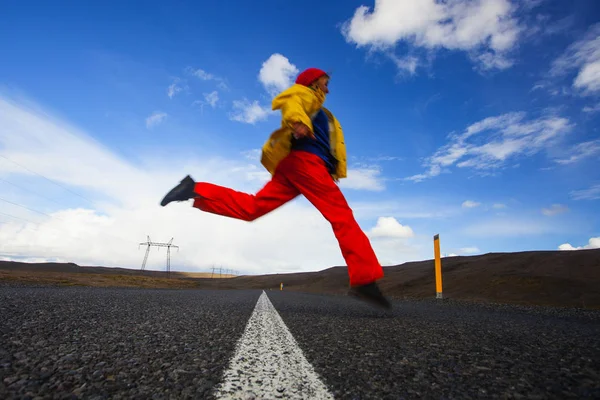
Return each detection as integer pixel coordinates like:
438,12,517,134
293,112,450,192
279,95,315,139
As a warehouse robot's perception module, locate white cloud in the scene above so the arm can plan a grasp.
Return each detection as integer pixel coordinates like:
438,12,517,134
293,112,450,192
541,204,568,216
570,184,600,200
368,217,414,239
531,82,547,92
340,166,385,191
204,91,219,108
555,139,600,165
558,237,600,251
341,0,523,73
241,149,262,162
145,112,167,129
0,93,425,273
406,112,573,181
475,52,514,71
389,54,419,76
574,64,600,94
440,247,480,257
459,247,480,254
350,199,461,221
229,53,298,124
583,103,600,113
229,99,274,124
462,217,562,237
550,23,600,95
259,54,299,96
365,155,403,162
558,243,575,251
493,203,507,209
193,91,220,113
536,14,575,37
462,200,481,208
523,0,545,10
167,83,182,99
187,68,214,80
185,67,228,90
167,77,187,99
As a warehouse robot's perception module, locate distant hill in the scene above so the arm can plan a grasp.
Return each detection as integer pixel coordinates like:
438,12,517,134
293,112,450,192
1,248,600,308
0,262,232,278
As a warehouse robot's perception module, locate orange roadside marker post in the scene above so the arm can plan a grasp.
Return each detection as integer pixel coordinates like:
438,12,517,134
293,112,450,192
280,282,283,291
434,234,443,299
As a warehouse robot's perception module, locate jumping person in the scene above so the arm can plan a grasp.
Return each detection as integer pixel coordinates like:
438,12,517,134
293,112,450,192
160,68,391,309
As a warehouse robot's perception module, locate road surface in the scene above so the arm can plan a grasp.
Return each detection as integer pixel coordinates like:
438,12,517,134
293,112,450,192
1,285,599,399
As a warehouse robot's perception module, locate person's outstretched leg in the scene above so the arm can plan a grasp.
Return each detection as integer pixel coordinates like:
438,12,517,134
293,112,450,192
192,172,299,221
159,157,300,221
281,151,384,288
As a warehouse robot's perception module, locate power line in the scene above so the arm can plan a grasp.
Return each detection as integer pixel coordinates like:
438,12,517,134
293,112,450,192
0,212,88,264
0,154,96,206
0,177,65,207
0,210,75,245
0,196,53,218
0,207,122,246
0,196,137,246
0,210,139,268
0,155,141,246
0,210,40,225
0,154,183,268
0,184,138,247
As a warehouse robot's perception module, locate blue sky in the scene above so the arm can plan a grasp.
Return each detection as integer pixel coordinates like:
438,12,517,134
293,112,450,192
1,0,599,273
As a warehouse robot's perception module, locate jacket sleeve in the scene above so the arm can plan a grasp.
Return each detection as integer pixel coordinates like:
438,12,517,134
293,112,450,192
276,93,313,133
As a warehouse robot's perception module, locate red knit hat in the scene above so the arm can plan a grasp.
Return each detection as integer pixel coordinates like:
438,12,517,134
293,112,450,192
295,68,328,87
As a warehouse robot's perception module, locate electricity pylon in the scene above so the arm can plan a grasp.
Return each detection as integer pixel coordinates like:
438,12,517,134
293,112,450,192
138,236,179,277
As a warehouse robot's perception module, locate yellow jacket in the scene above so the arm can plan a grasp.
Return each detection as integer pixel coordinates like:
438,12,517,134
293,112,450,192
260,84,347,180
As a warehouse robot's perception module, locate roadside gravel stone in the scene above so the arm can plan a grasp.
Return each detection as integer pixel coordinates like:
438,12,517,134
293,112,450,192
0,286,259,399
268,291,600,399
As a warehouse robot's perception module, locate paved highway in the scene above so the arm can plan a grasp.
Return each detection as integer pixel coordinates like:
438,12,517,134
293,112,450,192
1,286,599,399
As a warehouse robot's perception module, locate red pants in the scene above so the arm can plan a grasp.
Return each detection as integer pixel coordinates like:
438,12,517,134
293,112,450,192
192,150,384,286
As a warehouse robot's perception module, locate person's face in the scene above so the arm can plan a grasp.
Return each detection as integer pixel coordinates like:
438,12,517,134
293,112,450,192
313,75,329,94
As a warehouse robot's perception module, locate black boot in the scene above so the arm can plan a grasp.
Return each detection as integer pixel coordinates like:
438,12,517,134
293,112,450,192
348,281,392,309
160,175,196,206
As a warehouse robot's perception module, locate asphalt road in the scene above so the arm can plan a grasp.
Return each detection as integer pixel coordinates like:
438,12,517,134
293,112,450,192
0,286,259,399
269,291,600,399
1,285,599,399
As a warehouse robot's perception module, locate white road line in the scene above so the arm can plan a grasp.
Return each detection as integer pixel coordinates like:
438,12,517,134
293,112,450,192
213,291,334,400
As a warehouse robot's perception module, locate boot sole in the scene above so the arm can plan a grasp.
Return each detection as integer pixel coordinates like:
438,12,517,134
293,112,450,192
160,176,195,206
